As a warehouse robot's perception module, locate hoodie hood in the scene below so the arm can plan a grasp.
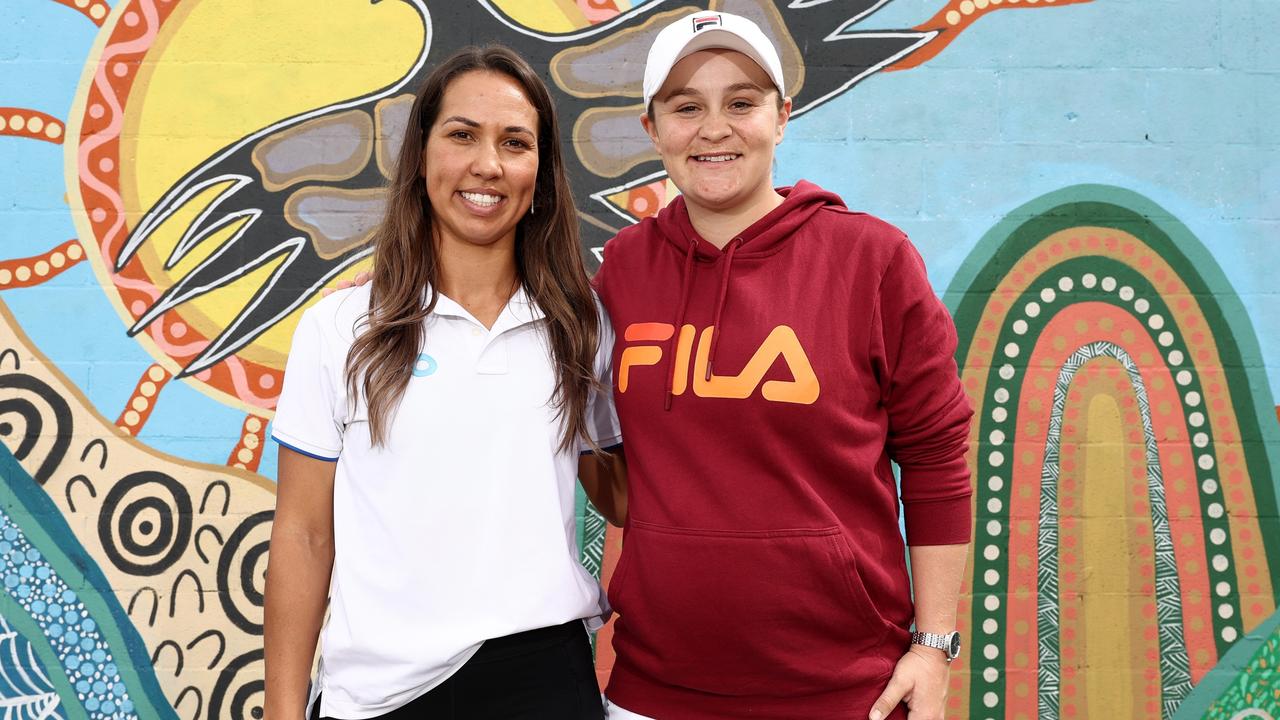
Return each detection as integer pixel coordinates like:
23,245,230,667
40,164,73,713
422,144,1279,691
654,180,847,260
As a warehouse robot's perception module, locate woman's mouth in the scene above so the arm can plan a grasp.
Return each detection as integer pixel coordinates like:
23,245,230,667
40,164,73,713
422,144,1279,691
460,190,503,206
691,153,741,163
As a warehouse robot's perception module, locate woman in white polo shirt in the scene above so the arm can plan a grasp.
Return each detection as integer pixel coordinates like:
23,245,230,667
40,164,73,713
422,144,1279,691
262,46,623,720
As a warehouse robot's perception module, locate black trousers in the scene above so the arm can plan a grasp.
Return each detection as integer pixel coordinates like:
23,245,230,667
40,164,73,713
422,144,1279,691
312,620,605,720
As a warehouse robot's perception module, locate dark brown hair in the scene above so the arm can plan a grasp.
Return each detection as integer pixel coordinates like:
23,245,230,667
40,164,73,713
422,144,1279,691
346,45,600,452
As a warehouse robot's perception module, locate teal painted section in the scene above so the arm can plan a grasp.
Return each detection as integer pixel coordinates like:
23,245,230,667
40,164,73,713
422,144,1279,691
1,0,1276,717
0,444,177,720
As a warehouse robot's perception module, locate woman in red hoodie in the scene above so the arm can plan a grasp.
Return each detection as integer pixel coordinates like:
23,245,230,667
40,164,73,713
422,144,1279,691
593,12,973,720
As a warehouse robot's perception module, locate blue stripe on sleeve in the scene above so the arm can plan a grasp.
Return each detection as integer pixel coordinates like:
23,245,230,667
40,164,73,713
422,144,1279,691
271,436,339,462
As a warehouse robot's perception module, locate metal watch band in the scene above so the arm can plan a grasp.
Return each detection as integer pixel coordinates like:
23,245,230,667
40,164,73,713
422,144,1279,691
911,630,960,662
911,631,950,651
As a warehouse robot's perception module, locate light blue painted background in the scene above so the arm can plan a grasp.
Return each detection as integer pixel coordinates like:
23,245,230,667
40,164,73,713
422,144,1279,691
0,1,1277,718
2,0,1275,481
779,0,1279,402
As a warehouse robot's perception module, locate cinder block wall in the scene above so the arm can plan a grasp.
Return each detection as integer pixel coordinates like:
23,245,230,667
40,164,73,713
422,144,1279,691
0,1,1275,718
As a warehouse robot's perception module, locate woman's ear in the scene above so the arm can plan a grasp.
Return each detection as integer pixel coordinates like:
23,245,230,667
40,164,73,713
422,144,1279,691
640,111,659,146
775,96,793,145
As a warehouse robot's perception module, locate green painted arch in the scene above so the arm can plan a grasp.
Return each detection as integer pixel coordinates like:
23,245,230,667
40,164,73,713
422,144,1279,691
962,259,1213,718
946,184,1280,585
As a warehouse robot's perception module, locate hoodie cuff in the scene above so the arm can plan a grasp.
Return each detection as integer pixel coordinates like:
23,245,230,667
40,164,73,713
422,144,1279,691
903,493,973,546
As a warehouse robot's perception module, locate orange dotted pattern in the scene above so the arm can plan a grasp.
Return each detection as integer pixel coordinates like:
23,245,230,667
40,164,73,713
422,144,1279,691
0,107,66,143
959,225,1275,714
115,364,171,434
893,0,1095,71
1071,308,1216,681
961,229,1273,609
1002,322,1051,719
1005,303,1206,715
0,240,87,289
1056,362,1086,718
75,0,289,411
226,414,269,473
49,0,111,26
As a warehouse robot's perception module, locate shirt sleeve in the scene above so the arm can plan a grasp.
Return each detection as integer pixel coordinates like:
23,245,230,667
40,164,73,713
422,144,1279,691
580,295,623,453
270,308,344,461
873,238,974,545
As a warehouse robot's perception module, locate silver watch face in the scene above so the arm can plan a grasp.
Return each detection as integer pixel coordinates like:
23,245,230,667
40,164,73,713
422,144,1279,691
947,632,962,659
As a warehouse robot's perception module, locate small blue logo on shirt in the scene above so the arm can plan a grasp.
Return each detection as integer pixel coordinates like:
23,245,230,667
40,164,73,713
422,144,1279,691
412,354,438,377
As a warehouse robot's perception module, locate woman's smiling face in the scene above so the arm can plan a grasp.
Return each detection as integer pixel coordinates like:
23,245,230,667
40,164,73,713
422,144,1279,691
420,70,540,251
642,49,790,217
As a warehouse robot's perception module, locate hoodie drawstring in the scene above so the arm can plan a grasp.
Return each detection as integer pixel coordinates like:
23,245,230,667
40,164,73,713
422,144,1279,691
665,239,698,411
705,238,740,381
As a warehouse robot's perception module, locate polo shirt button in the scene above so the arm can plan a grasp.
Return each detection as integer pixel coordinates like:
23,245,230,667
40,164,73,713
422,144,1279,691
471,328,482,337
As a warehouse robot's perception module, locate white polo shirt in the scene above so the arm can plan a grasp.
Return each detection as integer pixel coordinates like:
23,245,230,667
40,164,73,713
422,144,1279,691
270,284,621,720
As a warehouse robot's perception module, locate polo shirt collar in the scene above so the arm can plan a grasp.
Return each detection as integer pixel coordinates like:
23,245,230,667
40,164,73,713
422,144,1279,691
503,286,545,325
429,290,470,320
428,285,546,334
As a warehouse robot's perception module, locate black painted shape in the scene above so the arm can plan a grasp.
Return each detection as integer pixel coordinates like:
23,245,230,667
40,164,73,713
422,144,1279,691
176,686,204,720
216,510,274,634
122,0,928,377
127,586,160,627
65,473,97,512
187,628,228,670
170,568,207,617
151,639,185,677
0,373,73,484
80,438,109,469
208,649,264,720
195,524,226,565
97,471,194,576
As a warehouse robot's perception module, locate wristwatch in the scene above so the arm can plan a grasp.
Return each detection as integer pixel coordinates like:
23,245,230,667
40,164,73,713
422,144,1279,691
911,630,962,662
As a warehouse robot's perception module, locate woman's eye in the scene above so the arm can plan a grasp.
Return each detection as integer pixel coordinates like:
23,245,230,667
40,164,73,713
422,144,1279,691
449,130,472,141
505,138,531,149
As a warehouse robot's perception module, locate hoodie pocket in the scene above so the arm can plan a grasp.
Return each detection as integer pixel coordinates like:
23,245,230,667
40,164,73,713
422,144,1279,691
610,520,893,697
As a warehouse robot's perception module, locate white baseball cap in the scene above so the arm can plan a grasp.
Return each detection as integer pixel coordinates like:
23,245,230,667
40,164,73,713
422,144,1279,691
642,11,786,108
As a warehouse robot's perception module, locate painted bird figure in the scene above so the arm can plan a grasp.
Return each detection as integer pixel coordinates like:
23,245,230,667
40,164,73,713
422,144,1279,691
117,0,939,379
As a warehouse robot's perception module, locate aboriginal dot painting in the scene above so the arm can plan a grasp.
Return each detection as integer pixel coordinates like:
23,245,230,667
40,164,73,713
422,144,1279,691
2,0,1275,717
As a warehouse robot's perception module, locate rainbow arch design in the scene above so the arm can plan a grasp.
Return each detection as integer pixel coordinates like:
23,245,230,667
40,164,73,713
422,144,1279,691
945,185,1280,720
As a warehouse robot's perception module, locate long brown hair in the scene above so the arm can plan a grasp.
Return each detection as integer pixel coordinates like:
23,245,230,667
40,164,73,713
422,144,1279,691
346,45,599,452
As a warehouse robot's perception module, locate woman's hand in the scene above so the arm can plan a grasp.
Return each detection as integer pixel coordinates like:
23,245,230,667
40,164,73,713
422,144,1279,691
868,646,950,720
320,270,372,296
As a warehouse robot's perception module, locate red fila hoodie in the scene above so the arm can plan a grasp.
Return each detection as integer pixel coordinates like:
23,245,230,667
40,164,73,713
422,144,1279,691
593,181,974,719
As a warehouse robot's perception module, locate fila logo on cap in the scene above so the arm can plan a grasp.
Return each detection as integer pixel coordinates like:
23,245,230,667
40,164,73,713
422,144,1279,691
691,14,721,32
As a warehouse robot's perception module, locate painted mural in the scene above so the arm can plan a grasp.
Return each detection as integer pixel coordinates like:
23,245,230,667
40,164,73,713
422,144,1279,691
946,187,1280,720
1,0,1276,718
